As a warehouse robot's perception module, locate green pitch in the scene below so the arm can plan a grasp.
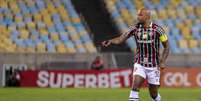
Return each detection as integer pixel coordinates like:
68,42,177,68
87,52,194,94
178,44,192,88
0,88,200,101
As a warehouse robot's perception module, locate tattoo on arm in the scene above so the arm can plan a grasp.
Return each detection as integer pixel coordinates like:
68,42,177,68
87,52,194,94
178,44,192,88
108,24,135,45
110,32,130,44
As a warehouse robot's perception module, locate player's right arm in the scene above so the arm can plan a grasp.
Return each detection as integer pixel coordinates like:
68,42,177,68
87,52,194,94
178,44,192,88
102,33,128,47
102,26,136,47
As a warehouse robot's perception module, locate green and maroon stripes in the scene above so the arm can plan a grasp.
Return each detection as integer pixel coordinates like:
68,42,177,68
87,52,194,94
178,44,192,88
128,23,166,67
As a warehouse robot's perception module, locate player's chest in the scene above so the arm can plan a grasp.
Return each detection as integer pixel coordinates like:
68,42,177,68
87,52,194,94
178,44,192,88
135,28,157,40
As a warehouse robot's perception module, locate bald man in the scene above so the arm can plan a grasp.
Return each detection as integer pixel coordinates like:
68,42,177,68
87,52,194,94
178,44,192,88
102,8,170,101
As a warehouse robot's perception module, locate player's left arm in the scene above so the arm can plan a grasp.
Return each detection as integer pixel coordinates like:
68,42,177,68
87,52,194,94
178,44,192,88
160,40,170,69
157,26,170,69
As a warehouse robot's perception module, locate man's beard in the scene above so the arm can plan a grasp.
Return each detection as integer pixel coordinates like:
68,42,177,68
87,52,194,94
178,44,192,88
138,20,146,25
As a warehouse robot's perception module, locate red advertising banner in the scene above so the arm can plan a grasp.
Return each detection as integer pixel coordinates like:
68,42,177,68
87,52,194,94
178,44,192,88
20,69,133,88
20,68,201,88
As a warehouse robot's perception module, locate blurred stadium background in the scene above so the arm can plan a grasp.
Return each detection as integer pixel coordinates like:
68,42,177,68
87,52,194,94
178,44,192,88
0,0,201,101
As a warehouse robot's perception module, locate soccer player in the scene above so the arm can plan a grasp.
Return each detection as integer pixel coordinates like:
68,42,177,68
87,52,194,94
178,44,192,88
102,8,170,101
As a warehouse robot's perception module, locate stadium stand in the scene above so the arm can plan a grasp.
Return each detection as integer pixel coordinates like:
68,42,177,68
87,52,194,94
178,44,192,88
0,0,201,54
0,0,97,53
104,0,201,54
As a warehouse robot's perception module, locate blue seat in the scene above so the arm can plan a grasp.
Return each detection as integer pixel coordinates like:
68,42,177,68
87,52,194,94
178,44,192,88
30,29,39,35
74,39,86,53
24,39,34,47
17,22,25,28
48,26,57,33
53,40,61,46
55,23,65,32
15,38,26,47
67,27,77,35
192,25,201,39
111,10,121,18
171,28,183,40
165,19,174,28
187,0,201,6
53,0,61,8
64,41,75,48
11,34,18,40
75,25,85,33
155,19,165,27
74,39,81,43
35,0,45,10
60,33,69,42
40,35,50,43
15,13,23,18
62,0,78,17
169,39,180,54
63,21,72,27
81,34,91,43
4,17,13,26
24,17,32,23
0,8,3,13
33,38,42,45
121,0,136,18
73,23,82,27
37,22,46,29
18,1,30,14
47,43,56,52
29,5,38,14
52,14,60,22
11,31,19,42
118,22,128,30
126,37,136,50
123,0,135,10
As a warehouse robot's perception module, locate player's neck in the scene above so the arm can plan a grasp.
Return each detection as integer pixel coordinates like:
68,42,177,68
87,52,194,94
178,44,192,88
141,21,151,28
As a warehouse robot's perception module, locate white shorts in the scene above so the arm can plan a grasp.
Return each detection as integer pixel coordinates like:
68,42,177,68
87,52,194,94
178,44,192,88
132,63,160,85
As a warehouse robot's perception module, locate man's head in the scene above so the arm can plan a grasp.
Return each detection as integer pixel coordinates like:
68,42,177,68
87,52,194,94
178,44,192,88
137,8,151,24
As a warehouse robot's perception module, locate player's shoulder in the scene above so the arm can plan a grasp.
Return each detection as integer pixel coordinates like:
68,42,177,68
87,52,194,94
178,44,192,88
152,22,166,34
152,22,162,28
128,22,140,30
152,22,164,29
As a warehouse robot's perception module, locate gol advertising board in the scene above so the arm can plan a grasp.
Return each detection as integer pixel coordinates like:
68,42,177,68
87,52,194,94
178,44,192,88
161,68,201,87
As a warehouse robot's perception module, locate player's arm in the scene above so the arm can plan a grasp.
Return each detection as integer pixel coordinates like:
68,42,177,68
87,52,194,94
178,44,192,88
158,29,170,69
102,26,135,47
160,40,170,69
102,33,129,47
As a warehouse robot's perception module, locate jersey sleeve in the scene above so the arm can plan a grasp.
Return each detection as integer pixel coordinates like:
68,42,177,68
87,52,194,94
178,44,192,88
121,25,137,38
156,25,168,42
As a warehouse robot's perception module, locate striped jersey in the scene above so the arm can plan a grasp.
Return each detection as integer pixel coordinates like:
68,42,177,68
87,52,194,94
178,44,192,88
124,22,168,67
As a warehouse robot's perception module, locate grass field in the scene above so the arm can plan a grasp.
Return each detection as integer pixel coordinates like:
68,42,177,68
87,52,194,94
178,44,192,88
0,88,200,101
